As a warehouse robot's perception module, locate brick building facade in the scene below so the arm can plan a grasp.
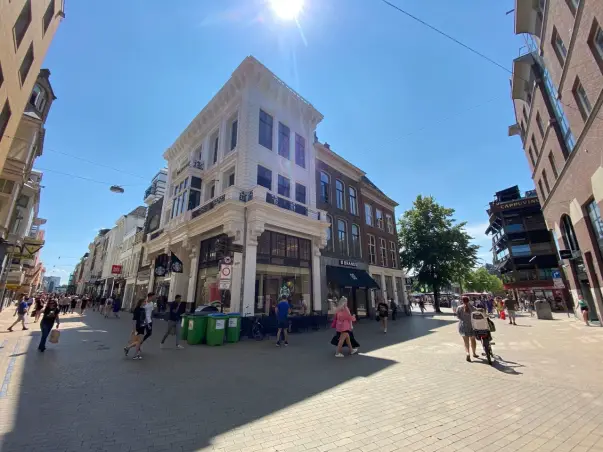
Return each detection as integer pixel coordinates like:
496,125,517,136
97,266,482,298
510,0,603,322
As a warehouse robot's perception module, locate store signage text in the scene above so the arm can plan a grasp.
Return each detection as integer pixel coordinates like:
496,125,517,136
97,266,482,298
490,197,539,212
111,265,122,275
339,260,358,268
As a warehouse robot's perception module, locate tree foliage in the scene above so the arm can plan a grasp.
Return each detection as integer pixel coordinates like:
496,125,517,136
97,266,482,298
398,195,479,311
464,267,504,293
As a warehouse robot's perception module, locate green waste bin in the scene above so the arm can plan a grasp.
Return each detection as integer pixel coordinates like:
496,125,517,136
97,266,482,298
180,314,190,341
187,314,209,345
206,313,228,346
226,313,241,343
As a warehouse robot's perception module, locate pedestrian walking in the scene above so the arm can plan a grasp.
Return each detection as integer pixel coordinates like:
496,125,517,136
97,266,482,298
504,297,518,325
7,296,29,332
59,295,70,314
376,298,388,333
390,298,398,321
141,292,155,345
124,299,147,360
275,294,290,347
104,295,114,318
33,296,44,322
160,295,186,349
80,296,88,315
334,297,358,358
111,297,121,318
577,295,589,326
456,296,478,362
98,297,106,316
70,297,77,314
38,299,60,352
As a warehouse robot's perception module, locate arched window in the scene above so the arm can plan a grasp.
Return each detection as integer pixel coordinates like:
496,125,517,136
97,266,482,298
336,179,345,209
338,219,347,255
29,84,47,112
349,187,358,215
561,215,580,251
320,172,330,203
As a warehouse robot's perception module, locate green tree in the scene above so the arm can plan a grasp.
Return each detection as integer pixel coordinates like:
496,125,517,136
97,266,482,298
465,267,504,293
398,195,479,312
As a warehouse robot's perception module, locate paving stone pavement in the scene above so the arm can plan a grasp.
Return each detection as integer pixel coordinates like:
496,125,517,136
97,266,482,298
0,305,602,452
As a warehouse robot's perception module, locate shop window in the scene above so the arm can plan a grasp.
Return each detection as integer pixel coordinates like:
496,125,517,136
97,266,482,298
349,187,358,215
259,109,273,150
336,180,345,209
278,122,290,159
376,209,384,229
365,204,373,226
351,224,360,257
320,171,330,203
380,238,388,266
299,238,311,260
271,233,286,257
295,133,305,168
338,219,348,255
257,165,272,190
368,234,376,264
278,174,290,198
295,183,306,204
587,200,603,259
389,241,397,268
258,231,271,255
286,236,298,259
385,276,394,300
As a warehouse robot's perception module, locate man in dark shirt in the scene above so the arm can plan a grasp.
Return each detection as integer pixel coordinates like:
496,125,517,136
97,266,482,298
160,295,186,349
8,296,29,332
505,297,518,325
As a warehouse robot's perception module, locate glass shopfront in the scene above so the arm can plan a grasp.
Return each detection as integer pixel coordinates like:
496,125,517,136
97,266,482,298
255,230,312,315
195,234,231,311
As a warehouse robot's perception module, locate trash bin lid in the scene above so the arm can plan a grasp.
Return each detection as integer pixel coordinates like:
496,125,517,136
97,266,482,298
228,312,241,316
208,313,228,318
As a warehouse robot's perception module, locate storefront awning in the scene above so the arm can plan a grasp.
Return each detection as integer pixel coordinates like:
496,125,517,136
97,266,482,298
326,266,380,289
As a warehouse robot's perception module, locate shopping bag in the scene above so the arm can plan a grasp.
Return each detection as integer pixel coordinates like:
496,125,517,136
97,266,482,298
49,329,60,344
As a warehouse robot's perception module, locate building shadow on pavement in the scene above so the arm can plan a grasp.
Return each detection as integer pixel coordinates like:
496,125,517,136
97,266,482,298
0,311,454,452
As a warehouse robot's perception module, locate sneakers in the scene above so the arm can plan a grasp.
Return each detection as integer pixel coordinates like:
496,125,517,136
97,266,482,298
133,355,142,360
7,328,12,332
123,346,129,357
160,343,165,349
335,353,344,358
22,327,28,331
176,345,185,349
384,329,387,334
351,348,359,355
276,342,281,347
284,341,289,347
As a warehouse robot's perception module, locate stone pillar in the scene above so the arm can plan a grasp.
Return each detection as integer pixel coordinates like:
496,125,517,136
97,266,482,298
312,243,322,312
187,247,199,307
148,257,156,294
380,274,387,301
242,244,257,316
229,251,244,313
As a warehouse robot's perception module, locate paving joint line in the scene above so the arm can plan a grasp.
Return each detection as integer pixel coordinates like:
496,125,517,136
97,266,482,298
0,338,21,398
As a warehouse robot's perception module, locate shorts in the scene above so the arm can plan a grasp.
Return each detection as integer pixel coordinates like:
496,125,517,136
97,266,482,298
580,306,589,312
277,319,288,329
16,313,25,321
507,310,516,318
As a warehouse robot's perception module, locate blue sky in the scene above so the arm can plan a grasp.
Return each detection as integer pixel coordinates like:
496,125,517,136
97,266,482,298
38,0,532,281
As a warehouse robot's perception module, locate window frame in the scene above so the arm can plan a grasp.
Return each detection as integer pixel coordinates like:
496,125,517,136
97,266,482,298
552,27,568,66
320,171,330,203
389,241,397,268
351,224,361,258
529,147,536,166
386,214,394,234
295,183,306,204
376,209,384,229
349,186,358,215
326,215,333,251
548,152,559,179
0,101,11,145
365,203,373,226
295,133,306,168
277,174,291,198
19,43,34,86
588,18,603,74
335,179,345,210
13,0,32,51
211,132,219,165
535,112,545,138
565,0,580,15
337,219,348,255
258,109,273,150
43,0,55,35
257,165,272,190
379,237,388,267
573,78,592,120
542,169,551,195
229,116,238,151
278,122,290,159
368,234,376,264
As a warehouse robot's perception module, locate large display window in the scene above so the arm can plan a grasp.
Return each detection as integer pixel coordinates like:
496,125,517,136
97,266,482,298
255,264,311,315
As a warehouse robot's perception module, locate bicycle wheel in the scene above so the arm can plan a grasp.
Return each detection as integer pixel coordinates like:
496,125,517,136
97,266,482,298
483,338,492,365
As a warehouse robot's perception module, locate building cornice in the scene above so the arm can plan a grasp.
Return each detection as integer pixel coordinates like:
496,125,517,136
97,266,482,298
315,142,365,181
361,183,398,210
164,56,323,162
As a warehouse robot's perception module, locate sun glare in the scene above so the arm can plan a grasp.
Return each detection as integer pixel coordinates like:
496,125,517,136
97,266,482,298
270,0,304,20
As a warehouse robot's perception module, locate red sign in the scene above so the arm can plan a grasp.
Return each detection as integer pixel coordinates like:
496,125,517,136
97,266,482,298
111,265,122,275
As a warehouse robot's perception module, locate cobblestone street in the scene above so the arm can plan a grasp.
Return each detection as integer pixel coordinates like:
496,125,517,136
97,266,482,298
1,306,603,452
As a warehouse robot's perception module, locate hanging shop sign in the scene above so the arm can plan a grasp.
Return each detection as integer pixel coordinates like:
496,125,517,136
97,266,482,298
170,253,183,273
111,265,122,275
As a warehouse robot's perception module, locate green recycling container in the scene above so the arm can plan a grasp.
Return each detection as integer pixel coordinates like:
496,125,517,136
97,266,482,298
206,313,228,346
225,313,241,343
187,314,209,345
180,314,190,341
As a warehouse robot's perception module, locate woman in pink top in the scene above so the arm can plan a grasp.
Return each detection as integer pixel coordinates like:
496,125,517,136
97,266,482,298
334,297,358,358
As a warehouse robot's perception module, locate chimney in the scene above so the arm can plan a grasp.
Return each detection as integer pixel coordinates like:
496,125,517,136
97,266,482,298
324,142,330,149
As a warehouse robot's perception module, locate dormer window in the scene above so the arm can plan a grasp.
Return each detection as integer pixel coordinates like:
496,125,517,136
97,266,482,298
29,84,47,112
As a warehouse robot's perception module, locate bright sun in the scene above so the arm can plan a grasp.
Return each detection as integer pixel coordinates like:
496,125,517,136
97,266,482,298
270,0,304,20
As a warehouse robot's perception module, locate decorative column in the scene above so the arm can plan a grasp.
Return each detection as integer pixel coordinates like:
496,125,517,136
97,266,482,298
312,243,322,312
148,257,156,295
187,246,199,306
392,275,399,304
241,218,264,317
380,274,387,302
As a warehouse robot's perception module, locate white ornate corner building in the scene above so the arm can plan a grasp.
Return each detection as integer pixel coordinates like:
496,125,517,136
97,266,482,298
146,57,329,316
